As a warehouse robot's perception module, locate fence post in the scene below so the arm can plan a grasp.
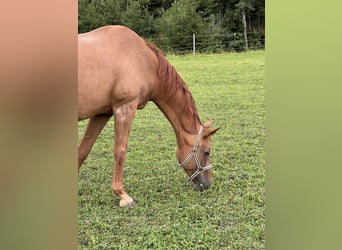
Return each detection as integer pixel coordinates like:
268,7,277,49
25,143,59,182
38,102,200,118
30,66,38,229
193,33,196,56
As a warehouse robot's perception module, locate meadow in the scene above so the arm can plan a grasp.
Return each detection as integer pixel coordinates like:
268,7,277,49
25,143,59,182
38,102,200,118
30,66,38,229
78,51,265,249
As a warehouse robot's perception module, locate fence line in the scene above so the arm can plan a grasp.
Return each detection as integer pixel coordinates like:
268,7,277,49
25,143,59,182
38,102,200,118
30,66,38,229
147,31,263,41
147,31,265,54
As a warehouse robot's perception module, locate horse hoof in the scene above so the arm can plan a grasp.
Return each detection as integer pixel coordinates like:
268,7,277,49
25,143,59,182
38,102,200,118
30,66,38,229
119,199,136,208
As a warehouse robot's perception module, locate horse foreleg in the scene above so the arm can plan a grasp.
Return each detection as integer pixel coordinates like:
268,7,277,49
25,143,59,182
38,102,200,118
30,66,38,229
112,103,137,208
78,115,111,170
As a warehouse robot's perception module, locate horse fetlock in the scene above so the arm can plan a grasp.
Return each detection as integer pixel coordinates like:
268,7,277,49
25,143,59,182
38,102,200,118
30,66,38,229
112,184,124,196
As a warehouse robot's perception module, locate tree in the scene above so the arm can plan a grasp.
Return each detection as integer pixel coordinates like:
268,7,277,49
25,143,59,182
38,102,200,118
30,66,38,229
154,0,207,52
78,0,107,33
78,0,264,53
235,0,255,50
121,0,154,37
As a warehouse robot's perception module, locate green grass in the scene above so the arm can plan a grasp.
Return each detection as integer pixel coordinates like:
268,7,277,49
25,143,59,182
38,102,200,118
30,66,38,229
78,51,265,249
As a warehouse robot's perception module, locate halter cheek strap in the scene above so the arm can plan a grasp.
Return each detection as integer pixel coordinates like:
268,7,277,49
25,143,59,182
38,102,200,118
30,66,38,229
178,126,212,182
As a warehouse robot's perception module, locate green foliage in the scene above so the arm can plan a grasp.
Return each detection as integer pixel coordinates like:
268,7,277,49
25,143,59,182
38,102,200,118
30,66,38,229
78,0,108,33
121,0,154,37
78,51,265,249
196,14,225,53
235,0,255,13
154,0,206,52
78,0,264,52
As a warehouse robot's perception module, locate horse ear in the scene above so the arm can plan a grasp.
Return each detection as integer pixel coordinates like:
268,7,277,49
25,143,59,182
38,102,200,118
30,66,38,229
203,120,220,137
203,120,212,128
205,127,220,137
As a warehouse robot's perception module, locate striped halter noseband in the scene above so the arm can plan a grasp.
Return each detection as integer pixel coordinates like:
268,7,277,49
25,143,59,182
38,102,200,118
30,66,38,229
178,126,212,182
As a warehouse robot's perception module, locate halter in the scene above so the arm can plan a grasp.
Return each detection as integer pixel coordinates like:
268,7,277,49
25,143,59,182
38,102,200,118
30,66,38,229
178,125,212,182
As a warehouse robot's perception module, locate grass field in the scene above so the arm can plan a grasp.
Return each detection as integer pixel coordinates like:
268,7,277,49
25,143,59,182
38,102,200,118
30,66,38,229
78,51,265,249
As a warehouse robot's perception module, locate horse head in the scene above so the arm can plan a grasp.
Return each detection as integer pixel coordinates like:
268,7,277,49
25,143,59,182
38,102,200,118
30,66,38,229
176,120,219,191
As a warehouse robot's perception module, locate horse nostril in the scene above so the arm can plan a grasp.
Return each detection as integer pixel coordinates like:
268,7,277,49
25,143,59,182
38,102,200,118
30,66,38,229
204,149,210,156
202,181,210,190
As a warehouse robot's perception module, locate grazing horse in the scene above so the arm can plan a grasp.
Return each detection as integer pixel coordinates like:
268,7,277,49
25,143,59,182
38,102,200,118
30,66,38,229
78,26,219,207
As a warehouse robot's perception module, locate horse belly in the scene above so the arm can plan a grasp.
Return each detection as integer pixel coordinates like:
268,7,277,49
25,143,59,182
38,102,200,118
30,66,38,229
78,94,112,120
78,70,114,120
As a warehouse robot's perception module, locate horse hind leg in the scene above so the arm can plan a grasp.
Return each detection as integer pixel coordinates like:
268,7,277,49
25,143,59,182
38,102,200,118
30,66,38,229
112,103,137,208
78,115,111,170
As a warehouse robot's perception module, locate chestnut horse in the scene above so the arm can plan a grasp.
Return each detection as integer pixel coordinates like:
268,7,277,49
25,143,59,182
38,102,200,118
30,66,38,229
78,26,219,207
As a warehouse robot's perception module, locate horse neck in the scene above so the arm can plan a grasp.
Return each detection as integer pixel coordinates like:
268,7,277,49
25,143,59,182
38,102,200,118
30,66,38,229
152,88,202,148
146,42,202,148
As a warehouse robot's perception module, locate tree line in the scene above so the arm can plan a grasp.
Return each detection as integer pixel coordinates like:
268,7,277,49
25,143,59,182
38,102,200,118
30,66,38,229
79,0,264,53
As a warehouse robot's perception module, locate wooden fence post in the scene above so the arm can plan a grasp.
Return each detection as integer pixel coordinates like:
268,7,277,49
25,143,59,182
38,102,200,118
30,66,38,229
193,33,196,55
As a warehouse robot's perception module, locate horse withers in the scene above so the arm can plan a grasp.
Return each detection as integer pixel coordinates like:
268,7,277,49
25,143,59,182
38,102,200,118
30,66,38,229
78,25,219,207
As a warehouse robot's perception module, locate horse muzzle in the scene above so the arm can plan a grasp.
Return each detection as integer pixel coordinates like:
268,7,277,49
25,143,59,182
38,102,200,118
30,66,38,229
193,174,211,191
193,181,211,192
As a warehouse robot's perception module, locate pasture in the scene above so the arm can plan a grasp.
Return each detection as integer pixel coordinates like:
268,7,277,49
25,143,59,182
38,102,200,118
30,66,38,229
78,51,265,249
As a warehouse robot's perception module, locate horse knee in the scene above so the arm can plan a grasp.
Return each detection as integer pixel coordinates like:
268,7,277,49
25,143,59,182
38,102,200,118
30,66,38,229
114,148,126,166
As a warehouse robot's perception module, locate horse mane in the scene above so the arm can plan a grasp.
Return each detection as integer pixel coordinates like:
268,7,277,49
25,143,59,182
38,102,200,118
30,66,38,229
146,42,201,130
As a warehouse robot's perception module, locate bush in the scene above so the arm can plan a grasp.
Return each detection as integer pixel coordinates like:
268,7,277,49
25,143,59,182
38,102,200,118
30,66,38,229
154,0,207,53
121,0,154,37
